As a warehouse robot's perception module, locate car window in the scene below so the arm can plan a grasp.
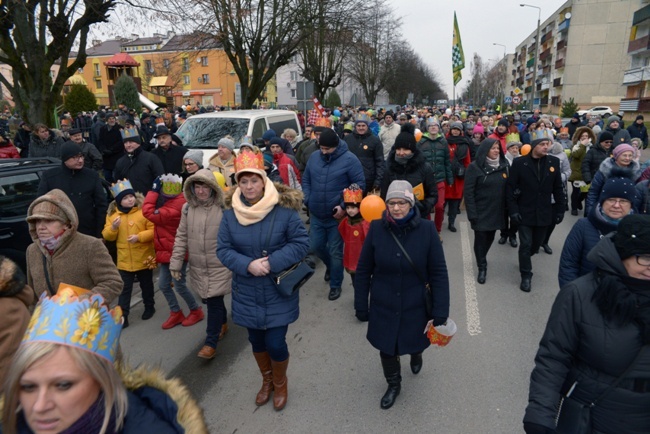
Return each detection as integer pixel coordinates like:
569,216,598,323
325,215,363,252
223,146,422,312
252,118,267,140
0,172,40,218
177,118,250,149
268,115,300,137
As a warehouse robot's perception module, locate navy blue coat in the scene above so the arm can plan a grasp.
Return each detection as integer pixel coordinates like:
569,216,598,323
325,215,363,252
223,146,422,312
122,387,185,433
217,198,309,330
302,140,365,220
354,209,450,355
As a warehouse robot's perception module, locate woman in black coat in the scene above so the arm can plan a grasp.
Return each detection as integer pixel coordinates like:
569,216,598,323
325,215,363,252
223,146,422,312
354,180,450,410
463,138,509,284
524,214,650,434
380,124,437,221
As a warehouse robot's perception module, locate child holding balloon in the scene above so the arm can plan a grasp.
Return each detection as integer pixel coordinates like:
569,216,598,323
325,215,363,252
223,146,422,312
338,184,371,285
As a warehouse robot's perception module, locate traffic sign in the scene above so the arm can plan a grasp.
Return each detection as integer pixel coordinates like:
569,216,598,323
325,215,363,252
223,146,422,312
512,96,521,104
490,98,496,104
513,87,522,95
504,96,513,103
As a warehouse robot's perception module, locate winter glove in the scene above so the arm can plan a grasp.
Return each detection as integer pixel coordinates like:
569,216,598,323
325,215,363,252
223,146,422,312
151,176,162,193
432,316,447,327
355,310,369,322
523,422,553,434
170,270,181,281
510,213,523,224
554,213,564,224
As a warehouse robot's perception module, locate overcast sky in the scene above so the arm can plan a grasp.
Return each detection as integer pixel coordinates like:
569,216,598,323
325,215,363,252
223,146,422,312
393,0,568,99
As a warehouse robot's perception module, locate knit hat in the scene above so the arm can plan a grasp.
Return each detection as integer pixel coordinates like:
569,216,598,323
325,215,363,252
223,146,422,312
60,141,83,161
393,123,417,152
598,174,637,205
262,129,276,141
384,111,394,119
184,150,204,168
125,117,135,126
269,137,284,149
318,129,339,148
636,114,644,121
599,131,614,144
507,141,522,149
497,119,509,128
386,180,415,206
217,137,235,152
572,113,581,120
531,137,551,149
606,115,621,127
263,152,274,168
450,121,463,131
613,214,650,259
612,143,635,160
27,196,69,224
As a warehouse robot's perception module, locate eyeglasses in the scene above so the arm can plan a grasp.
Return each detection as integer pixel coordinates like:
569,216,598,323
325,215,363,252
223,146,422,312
636,255,650,266
386,200,410,208
185,162,198,167
604,198,631,206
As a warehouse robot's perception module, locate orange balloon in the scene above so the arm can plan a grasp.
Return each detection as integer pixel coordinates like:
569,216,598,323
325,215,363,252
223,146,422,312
521,144,531,156
415,128,423,142
360,195,386,222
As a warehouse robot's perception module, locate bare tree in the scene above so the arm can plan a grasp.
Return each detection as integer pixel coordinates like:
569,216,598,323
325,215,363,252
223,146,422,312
0,0,116,126
460,53,500,108
384,44,446,105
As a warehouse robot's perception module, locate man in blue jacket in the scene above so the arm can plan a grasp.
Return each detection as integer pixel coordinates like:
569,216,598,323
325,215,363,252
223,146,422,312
302,129,365,301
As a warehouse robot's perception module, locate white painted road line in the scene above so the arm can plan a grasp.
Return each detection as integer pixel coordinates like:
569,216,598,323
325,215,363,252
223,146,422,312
460,221,482,336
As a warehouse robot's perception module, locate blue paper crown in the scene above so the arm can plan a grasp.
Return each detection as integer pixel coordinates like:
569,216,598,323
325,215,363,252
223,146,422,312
120,127,140,141
23,290,123,362
110,179,134,199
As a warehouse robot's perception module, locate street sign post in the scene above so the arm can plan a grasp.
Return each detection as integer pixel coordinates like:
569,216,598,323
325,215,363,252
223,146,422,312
505,96,513,104
512,96,521,105
513,87,522,96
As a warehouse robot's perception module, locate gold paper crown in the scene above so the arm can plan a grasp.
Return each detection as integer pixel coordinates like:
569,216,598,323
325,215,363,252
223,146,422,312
343,184,363,204
110,179,134,198
160,173,183,196
506,133,521,144
234,151,264,174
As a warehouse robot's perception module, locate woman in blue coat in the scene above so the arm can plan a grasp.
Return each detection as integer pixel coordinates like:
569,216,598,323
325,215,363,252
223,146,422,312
217,153,309,412
354,180,450,410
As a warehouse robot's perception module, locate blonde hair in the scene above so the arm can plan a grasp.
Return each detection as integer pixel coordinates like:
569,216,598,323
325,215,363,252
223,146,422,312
2,343,128,434
282,128,297,139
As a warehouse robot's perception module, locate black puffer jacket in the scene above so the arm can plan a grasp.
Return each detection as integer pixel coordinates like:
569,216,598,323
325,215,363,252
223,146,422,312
380,149,437,219
345,131,385,192
524,235,650,433
463,138,509,232
581,138,610,184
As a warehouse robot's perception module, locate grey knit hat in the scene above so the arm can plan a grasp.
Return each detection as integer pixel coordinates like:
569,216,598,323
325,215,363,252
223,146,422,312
184,150,204,168
385,180,415,206
217,137,235,151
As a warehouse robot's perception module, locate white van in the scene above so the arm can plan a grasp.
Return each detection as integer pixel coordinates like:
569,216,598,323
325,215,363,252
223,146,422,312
175,110,302,167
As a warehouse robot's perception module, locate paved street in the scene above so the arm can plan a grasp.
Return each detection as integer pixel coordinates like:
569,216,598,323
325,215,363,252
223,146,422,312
119,209,578,434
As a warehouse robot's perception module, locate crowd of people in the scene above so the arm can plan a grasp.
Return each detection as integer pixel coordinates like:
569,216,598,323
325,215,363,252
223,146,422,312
0,101,649,433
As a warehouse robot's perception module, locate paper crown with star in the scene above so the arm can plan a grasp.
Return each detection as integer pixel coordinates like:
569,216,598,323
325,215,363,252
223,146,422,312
109,179,134,199
343,183,363,205
234,150,266,180
23,288,123,362
160,173,183,196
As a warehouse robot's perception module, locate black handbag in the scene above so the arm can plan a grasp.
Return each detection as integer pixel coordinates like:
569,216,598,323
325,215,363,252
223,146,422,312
388,230,433,317
555,346,647,434
263,209,314,297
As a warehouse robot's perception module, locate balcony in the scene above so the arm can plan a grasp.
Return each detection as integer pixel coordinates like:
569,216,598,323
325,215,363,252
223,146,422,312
555,58,565,69
553,77,563,87
620,97,650,111
543,64,551,74
622,66,650,85
557,39,567,51
525,71,533,80
633,4,650,26
524,86,533,93
541,30,553,44
539,48,551,61
628,34,650,54
558,18,571,32
526,58,535,67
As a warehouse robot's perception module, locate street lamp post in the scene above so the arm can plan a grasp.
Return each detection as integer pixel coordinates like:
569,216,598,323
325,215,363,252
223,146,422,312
493,43,507,113
521,4,541,111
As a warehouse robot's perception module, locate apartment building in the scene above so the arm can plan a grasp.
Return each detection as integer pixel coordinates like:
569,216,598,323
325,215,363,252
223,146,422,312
621,2,650,112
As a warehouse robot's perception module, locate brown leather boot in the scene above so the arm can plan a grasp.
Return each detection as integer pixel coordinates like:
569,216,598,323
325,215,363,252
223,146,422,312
253,352,273,406
271,357,289,411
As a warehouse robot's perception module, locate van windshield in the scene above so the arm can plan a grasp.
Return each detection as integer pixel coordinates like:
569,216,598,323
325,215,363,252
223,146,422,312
177,118,249,149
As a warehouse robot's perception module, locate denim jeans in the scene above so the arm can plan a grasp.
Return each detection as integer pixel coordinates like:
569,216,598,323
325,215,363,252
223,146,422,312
118,269,155,317
309,214,344,289
204,296,227,349
158,262,199,312
247,325,289,361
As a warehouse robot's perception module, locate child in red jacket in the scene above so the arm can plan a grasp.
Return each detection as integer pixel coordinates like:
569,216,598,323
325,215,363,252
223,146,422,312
338,184,370,285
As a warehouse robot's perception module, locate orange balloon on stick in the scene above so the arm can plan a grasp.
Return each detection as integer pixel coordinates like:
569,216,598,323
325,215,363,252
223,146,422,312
415,128,423,142
521,144,531,156
360,195,386,222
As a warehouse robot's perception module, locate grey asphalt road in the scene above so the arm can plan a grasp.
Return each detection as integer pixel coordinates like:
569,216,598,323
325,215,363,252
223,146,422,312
119,207,581,434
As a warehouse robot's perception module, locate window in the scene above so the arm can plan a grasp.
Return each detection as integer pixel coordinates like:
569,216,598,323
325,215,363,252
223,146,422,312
0,173,41,218
95,79,102,89
183,75,190,85
182,58,190,72
201,56,208,66
93,63,100,77
290,89,296,98
290,71,298,81
202,74,210,84
145,60,153,73
163,59,170,69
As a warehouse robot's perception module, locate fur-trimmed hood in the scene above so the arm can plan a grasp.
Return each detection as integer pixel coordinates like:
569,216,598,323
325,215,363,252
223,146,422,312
224,181,303,211
598,157,642,180
116,362,209,434
183,168,225,208
0,256,34,306
572,126,596,145
107,192,146,216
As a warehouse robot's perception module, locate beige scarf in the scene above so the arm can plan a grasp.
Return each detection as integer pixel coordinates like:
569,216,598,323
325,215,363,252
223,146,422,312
231,178,280,225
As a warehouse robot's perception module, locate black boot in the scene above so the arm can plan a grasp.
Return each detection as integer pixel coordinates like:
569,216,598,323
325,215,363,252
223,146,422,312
447,217,457,232
380,356,401,409
520,275,532,292
477,268,487,284
410,353,423,374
